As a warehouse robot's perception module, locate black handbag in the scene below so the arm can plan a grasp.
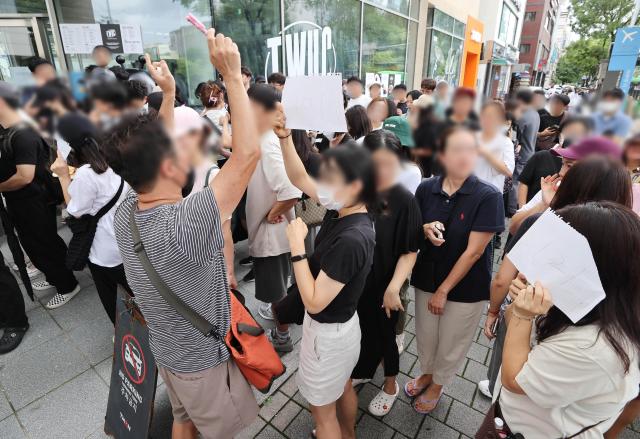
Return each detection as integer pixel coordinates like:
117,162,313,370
65,178,124,271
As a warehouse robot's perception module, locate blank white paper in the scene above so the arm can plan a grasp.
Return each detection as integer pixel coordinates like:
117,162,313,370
506,209,606,323
282,75,348,133
55,135,72,161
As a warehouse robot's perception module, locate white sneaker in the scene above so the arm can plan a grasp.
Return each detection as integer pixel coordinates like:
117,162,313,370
478,379,492,398
32,280,53,291
351,378,370,387
45,285,81,309
396,333,405,354
368,381,399,417
26,262,41,279
258,303,274,320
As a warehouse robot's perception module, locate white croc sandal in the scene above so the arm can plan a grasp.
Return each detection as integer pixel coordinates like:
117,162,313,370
368,381,399,417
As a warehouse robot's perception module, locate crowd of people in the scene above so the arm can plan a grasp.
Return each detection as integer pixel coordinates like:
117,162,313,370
0,28,639,439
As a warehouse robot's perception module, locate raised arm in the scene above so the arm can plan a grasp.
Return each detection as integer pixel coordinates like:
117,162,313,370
144,54,175,133
208,29,260,220
273,103,319,201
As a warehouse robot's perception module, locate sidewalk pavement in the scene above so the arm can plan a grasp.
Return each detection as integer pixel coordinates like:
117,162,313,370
1,229,639,439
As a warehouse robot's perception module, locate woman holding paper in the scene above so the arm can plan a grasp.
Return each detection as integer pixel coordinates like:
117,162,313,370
274,103,376,439
407,126,505,414
489,202,640,439
49,112,131,322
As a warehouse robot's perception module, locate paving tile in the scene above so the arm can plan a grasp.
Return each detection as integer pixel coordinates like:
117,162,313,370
416,416,459,439
48,285,105,331
67,313,114,365
0,415,26,438
357,383,379,411
284,409,314,439
404,316,415,334
0,335,90,409
409,359,422,378
471,390,492,414
271,399,301,431
259,391,289,422
237,417,266,439
87,427,111,438
382,398,424,438
444,376,476,406
148,385,173,439
446,400,485,437
372,365,385,387
475,330,495,348
406,299,415,317
466,342,489,365
255,425,286,438
17,369,108,439
462,359,488,384
94,357,113,385
278,373,298,397
0,307,62,365
292,390,309,409
457,358,468,376
356,413,395,439
0,391,12,422
399,351,417,375
405,335,418,355
429,394,452,422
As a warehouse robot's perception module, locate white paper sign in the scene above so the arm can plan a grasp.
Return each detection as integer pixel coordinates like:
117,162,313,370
55,134,72,161
281,75,347,133
60,24,102,54
506,209,606,323
120,24,143,53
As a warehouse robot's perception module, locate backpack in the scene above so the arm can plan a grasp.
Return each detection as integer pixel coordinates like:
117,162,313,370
0,124,64,205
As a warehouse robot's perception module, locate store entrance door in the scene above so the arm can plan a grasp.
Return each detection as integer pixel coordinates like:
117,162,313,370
0,17,55,85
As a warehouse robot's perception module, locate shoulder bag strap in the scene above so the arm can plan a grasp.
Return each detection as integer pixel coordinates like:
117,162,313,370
563,419,607,439
95,178,125,220
128,205,220,338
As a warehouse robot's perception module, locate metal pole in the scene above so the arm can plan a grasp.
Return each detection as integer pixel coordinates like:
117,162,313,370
43,0,67,74
632,0,640,26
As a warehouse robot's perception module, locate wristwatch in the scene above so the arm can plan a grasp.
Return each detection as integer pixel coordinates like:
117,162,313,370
291,253,307,263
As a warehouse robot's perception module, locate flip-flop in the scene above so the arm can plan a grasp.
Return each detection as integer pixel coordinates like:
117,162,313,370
411,391,443,414
403,377,429,398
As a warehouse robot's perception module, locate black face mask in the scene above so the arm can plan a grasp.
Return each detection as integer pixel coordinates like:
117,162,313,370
181,168,196,198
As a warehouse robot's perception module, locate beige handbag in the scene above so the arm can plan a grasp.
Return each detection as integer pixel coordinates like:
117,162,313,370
294,197,326,227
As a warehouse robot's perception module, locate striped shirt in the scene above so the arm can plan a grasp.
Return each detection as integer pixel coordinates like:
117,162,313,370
113,187,230,373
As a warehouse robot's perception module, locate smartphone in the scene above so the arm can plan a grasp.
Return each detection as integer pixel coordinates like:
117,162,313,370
550,124,560,132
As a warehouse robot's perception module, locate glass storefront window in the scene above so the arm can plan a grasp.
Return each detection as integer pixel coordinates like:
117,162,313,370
453,21,466,39
366,0,410,16
432,9,454,33
1,0,47,14
427,29,463,85
362,4,409,83
212,0,280,80
54,0,214,105
283,0,360,78
498,3,518,46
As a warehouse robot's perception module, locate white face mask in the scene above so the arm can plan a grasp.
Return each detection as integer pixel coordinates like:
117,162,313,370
316,183,344,211
599,101,620,114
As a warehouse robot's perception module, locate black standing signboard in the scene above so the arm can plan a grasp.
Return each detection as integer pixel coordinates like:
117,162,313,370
100,24,124,53
105,288,157,438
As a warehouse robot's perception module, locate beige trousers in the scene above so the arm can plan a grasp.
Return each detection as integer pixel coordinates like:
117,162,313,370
414,288,485,385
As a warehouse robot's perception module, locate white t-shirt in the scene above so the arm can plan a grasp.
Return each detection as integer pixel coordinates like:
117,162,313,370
67,165,129,267
246,131,302,258
347,94,372,110
398,162,423,195
475,133,515,192
498,324,640,439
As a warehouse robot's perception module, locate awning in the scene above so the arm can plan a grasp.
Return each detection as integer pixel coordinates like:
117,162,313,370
492,57,511,66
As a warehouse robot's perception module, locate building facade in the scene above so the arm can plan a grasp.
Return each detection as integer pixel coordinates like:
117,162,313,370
544,0,572,86
477,0,526,98
518,0,561,86
1,0,486,104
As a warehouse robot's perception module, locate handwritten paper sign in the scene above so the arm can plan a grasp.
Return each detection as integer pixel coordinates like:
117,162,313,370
507,209,606,323
282,75,347,133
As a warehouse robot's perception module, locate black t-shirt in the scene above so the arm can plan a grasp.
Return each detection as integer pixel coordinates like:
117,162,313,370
308,211,375,323
505,213,540,254
411,175,505,302
539,113,564,132
362,185,422,302
517,150,561,201
0,126,50,200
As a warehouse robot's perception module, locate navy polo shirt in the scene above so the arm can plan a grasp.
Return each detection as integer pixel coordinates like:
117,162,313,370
411,175,505,303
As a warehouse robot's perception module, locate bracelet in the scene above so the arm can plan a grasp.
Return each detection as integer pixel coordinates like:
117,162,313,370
511,309,536,321
290,253,307,263
277,133,292,139
487,308,500,317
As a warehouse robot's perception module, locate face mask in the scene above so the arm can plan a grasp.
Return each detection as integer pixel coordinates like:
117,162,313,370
599,101,620,114
317,183,344,211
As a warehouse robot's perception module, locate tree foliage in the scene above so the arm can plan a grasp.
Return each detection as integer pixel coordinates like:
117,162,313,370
569,0,635,43
555,38,608,84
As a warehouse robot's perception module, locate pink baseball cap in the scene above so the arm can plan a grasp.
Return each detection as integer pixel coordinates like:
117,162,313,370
173,105,204,138
551,136,622,161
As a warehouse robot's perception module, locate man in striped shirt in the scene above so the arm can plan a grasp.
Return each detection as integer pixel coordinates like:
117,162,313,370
104,31,261,439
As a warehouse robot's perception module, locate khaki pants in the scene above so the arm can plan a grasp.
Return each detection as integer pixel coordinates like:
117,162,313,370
159,360,258,439
414,289,485,385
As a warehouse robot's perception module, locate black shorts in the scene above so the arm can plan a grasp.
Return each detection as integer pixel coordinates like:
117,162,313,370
253,253,291,303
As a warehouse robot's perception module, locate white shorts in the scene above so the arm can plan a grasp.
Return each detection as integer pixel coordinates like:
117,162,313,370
297,312,361,406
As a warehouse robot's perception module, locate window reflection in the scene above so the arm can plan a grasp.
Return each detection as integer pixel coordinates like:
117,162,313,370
362,5,409,78
54,0,213,105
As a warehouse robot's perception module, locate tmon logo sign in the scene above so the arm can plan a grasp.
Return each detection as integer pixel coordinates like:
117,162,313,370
265,21,336,77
